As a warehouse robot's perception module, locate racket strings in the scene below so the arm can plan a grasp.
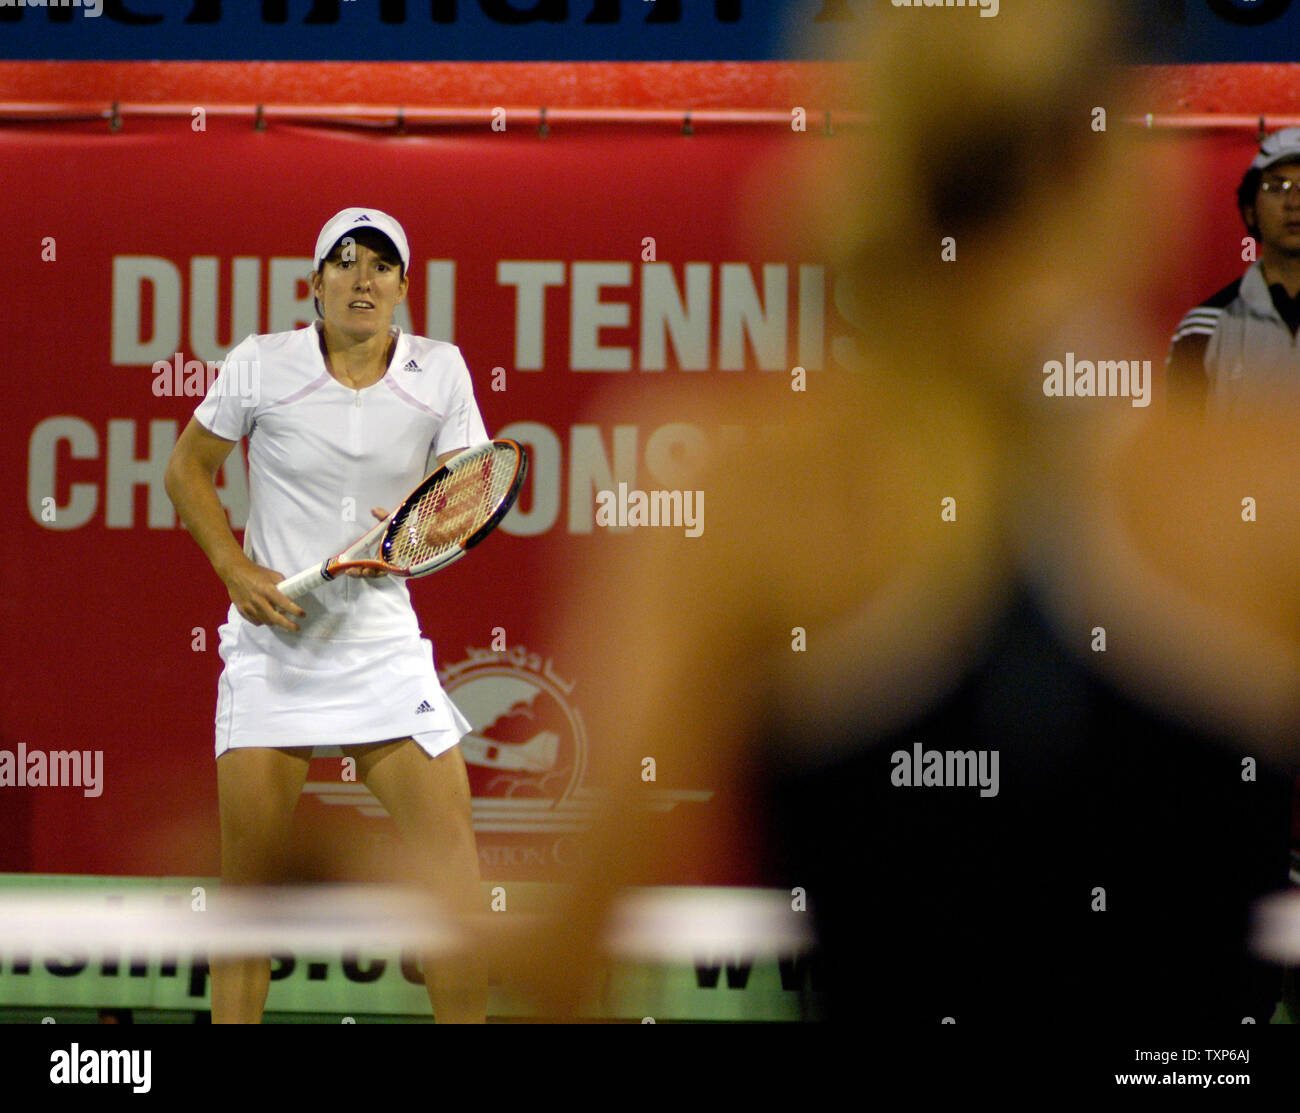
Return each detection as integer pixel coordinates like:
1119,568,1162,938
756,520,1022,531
387,448,518,566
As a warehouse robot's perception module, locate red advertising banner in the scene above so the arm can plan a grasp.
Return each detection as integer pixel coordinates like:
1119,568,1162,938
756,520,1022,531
0,114,1272,883
1,117,827,883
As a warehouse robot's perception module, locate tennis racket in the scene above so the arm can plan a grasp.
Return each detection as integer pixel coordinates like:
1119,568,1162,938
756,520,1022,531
276,439,528,601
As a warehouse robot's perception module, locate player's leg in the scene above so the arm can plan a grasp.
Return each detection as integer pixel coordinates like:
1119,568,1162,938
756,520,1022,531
211,746,312,1023
348,738,487,1023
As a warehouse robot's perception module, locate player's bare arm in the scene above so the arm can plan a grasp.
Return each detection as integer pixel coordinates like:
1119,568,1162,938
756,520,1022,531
164,417,306,631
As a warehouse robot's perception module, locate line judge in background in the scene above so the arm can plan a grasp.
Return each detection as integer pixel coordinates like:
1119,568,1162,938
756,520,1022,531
166,209,488,1023
1167,126,1300,412
497,2,1298,1025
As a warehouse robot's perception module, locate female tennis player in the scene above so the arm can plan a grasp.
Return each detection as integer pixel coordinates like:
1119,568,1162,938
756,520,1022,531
165,208,488,1023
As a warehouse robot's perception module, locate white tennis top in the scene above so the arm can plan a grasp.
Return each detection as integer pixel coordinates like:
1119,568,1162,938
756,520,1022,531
195,322,489,643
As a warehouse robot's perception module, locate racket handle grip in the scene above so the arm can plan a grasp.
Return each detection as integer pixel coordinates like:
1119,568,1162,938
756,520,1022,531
277,563,330,602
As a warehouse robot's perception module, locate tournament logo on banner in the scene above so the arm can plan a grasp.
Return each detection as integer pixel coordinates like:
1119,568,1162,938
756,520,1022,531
443,644,586,809
299,644,593,864
300,644,713,876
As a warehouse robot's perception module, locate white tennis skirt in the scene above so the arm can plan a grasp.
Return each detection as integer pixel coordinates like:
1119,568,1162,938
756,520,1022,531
213,616,471,759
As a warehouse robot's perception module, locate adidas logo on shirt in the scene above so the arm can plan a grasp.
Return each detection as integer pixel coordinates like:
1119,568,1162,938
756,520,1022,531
415,700,434,714
401,359,422,373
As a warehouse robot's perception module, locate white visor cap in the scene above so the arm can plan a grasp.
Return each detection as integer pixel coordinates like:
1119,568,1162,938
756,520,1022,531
314,207,410,272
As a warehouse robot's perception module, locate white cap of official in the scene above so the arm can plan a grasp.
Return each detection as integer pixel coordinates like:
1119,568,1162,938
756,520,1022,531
314,207,411,271
1251,128,1300,173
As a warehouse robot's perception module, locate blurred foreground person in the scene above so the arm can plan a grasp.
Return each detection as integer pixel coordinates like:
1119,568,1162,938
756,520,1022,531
500,2,1297,1025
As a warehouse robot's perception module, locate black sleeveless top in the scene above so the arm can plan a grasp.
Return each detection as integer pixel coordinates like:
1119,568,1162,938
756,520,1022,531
756,581,1294,1025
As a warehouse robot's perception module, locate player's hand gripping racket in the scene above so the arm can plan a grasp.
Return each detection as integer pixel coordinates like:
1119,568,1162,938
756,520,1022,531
276,439,528,601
